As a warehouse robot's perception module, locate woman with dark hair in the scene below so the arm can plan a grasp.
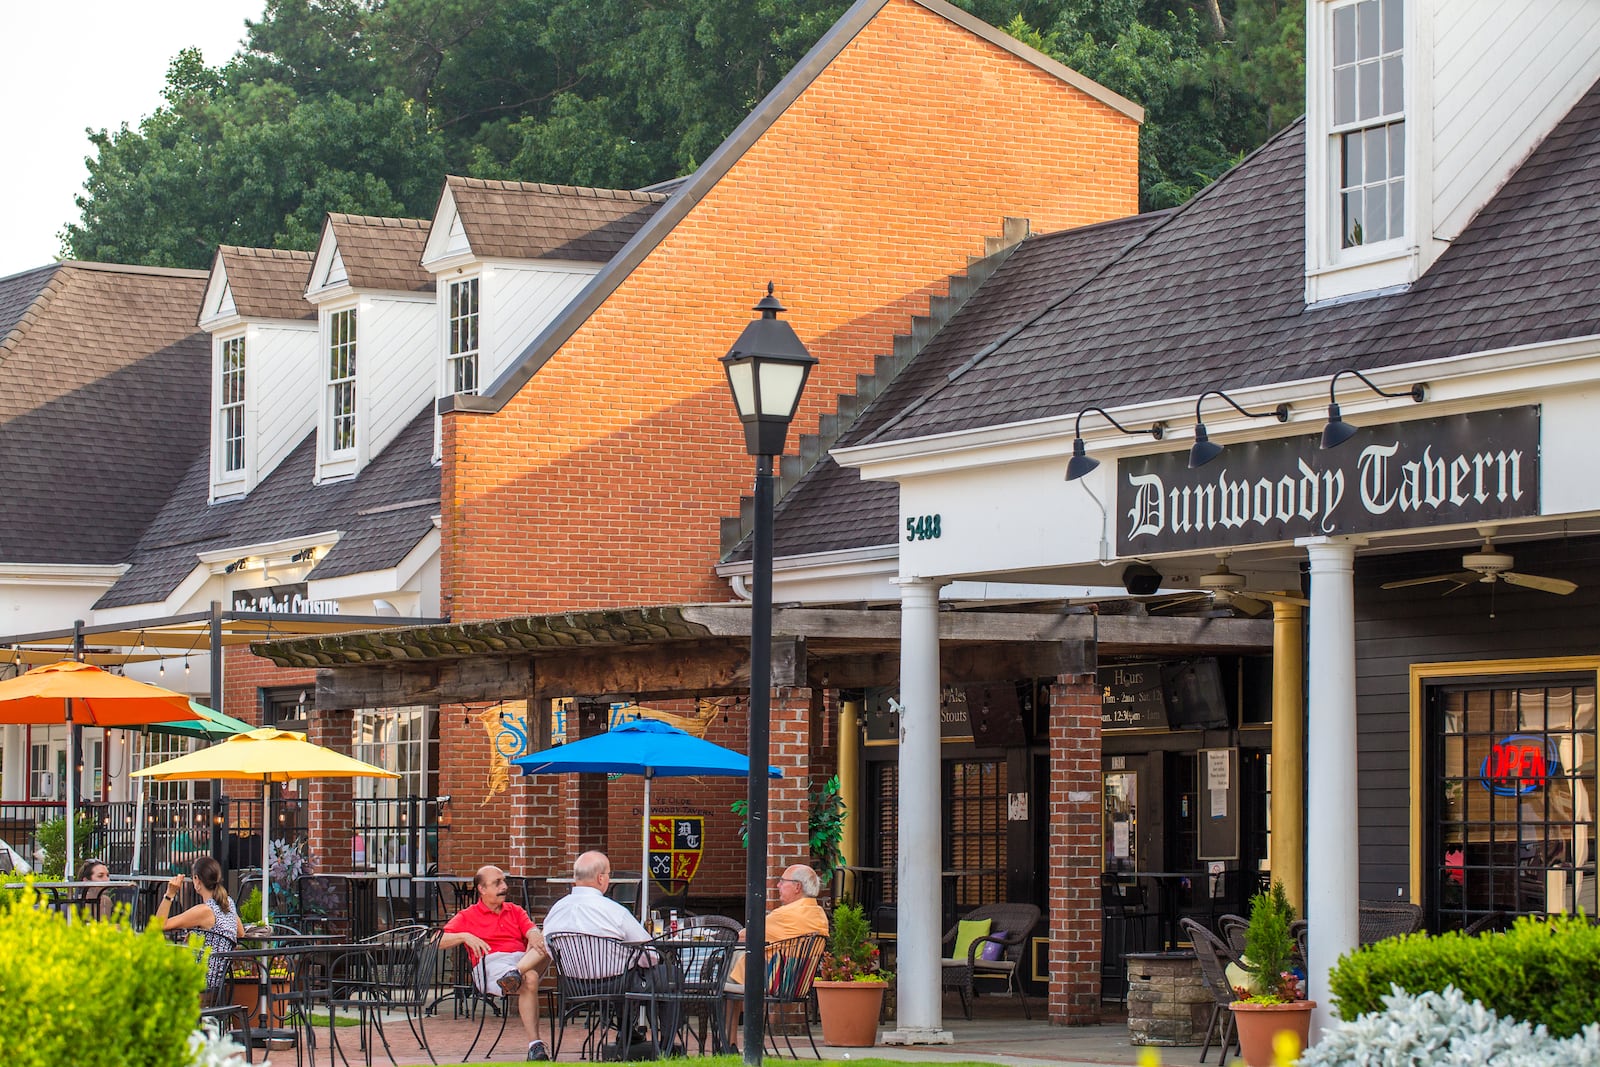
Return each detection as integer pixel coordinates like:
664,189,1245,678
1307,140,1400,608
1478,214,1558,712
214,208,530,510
75,857,116,920
156,856,240,990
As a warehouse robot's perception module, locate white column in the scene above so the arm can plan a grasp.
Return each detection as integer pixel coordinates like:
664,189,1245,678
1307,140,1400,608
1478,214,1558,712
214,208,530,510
1,726,26,801
1297,536,1363,1038
883,577,953,1045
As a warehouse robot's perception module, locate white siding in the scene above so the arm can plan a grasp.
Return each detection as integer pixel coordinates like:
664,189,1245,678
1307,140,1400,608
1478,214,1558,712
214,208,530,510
1431,0,1600,241
252,322,319,483
362,296,436,461
480,261,599,386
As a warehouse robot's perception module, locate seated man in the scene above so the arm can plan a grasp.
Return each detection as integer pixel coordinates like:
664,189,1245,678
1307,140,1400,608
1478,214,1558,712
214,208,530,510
725,863,830,1043
441,865,552,1062
544,850,679,1053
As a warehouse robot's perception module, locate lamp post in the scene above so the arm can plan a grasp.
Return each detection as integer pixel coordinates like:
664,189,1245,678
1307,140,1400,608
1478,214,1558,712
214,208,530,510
720,283,816,1067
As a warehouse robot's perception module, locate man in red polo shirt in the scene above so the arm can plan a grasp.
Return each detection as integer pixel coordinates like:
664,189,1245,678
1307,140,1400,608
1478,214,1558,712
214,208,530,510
441,865,551,1061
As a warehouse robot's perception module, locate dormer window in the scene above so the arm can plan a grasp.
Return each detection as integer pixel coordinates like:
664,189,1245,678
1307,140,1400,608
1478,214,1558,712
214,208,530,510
220,336,247,473
328,308,358,453
447,277,479,395
1332,0,1404,248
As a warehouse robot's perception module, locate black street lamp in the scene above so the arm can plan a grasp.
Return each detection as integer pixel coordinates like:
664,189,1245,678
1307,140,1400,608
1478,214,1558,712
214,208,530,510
720,283,816,1067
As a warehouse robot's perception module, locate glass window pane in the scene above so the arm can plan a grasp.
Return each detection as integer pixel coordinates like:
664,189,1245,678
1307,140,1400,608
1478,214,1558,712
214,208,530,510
1382,0,1404,52
1343,133,1363,187
1357,0,1379,58
1390,178,1406,235
1335,67,1357,125
1366,186,1388,241
1334,5,1357,65
1359,60,1381,120
1383,56,1404,114
1365,126,1388,183
1389,122,1406,175
1344,191,1364,246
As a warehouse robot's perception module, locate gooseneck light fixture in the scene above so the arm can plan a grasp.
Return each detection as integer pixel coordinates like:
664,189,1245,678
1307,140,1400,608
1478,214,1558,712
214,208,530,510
1063,407,1165,481
1321,369,1426,449
719,282,815,1067
1188,389,1290,468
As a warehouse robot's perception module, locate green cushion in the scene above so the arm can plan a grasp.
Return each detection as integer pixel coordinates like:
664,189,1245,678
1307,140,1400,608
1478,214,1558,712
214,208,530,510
952,918,992,961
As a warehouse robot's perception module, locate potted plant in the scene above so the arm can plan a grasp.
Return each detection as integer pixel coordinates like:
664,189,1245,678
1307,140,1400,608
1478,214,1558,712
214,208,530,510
1229,882,1313,1067
814,901,891,1047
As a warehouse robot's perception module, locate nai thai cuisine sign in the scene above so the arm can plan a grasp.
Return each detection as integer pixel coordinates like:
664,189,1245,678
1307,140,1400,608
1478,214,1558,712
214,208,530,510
1116,407,1540,554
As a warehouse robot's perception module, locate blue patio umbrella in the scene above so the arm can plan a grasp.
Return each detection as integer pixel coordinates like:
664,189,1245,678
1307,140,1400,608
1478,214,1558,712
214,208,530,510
514,717,781,918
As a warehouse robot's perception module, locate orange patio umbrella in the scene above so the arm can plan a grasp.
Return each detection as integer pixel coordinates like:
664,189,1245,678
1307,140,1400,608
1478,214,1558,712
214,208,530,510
0,660,203,872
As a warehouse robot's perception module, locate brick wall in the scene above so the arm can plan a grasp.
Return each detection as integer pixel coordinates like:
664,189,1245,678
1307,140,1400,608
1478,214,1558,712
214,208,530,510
440,0,1139,621
1047,674,1102,1025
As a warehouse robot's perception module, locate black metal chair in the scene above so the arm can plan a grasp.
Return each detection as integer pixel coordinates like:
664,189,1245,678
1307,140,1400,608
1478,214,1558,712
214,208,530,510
229,948,315,1067
725,932,827,1059
682,914,744,937
546,932,640,1060
1180,917,1242,1064
939,902,1040,1019
317,944,395,1067
200,955,254,1063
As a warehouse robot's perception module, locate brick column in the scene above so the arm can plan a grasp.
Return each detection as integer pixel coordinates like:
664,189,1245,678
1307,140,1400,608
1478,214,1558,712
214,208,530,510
766,687,816,881
307,708,356,874
556,702,610,872
1048,674,1102,1025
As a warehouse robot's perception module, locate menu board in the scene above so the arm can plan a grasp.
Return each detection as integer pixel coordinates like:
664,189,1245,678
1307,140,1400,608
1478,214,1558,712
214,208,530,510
1100,663,1169,730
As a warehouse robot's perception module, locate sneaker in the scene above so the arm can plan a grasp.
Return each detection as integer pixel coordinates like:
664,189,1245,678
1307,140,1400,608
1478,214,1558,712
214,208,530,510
526,1039,549,1061
499,970,525,995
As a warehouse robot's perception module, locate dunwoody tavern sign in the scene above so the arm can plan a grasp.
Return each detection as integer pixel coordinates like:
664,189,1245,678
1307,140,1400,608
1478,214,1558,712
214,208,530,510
1115,407,1540,555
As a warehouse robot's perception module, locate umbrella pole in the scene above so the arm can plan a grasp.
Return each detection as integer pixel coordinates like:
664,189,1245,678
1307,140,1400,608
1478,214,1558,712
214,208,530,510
261,777,271,929
65,699,76,890
640,772,651,922
131,728,147,873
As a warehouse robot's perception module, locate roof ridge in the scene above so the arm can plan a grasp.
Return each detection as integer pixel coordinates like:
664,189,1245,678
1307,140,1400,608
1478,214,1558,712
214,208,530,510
221,245,314,261
328,213,432,229
0,265,69,363
54,260,210,279
447,174,668,202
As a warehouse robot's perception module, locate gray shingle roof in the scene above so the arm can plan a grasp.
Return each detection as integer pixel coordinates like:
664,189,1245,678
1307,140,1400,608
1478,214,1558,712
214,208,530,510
445,176,668,263
765,213,1167,559
0,263,210,565
215,247,315,321
870,75,1600,442
325,215,434,293
96,406,440,609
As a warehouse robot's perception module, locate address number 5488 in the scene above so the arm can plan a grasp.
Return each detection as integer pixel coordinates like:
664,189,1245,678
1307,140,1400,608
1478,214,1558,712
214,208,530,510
905,514,942,541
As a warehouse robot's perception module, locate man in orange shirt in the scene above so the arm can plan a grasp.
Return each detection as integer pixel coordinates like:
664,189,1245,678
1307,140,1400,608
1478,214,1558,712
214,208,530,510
442,865,551,1061
729,863,830,987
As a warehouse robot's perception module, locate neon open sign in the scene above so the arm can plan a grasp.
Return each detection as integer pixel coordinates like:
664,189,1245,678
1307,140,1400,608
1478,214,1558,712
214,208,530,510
1479,734,1561,796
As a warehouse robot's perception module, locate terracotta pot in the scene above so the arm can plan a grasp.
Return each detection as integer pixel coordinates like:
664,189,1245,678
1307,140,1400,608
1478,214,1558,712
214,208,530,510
231,977,292,1028
1230,999,1315,1067
814,980,886,1047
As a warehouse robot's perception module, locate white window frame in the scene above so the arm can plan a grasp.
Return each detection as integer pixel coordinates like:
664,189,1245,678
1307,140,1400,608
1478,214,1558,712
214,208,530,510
1329,0,1406,252
219,334,248,474
352,706,435,874
321,304,360,478
446,276,480,397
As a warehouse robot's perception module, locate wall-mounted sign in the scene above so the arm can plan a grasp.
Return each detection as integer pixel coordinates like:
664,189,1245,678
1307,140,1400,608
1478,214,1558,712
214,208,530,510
1100,663,1168,730
649,815,704,889
863,686,975,744
1116,407,1540,554
1480,734,1560,796
231,583,341,614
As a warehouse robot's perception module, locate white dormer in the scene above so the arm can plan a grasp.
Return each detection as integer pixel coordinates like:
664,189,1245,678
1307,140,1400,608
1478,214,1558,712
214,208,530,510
1306,0,1600,306
198,248,318,503
304,215,436,483
422,176,658,459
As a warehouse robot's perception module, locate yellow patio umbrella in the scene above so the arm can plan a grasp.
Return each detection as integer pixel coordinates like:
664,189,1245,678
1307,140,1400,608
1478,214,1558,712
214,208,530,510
0,660,203,874
134,727,397,926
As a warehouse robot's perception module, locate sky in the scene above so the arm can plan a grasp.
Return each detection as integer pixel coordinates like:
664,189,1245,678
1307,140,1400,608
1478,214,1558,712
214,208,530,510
0,1,263,278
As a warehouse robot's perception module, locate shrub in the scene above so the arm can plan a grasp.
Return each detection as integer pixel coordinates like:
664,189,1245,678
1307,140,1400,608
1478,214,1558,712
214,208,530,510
820,901,890,982
1243,881,1300,1003
33,815,97,880
1303,985,1600,1067
1329,914,1600,1037
0,889,207,1065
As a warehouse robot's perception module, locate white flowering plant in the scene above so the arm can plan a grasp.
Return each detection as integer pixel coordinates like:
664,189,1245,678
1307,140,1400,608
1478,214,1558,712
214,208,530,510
188,1019,265,1067
1303,985,1600,1067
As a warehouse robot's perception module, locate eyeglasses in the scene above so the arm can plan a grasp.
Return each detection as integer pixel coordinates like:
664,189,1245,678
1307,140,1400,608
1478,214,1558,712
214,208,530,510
776,877,802,885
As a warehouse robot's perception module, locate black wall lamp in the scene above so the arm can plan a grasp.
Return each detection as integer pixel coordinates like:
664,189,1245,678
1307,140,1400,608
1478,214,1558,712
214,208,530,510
1188,389,1290,468
1063,407,1165,481
1321,369,1426,449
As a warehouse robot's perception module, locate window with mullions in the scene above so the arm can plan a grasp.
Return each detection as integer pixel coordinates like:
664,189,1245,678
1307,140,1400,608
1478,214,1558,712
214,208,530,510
327,308,357,452
946,760,1007,909
219,336,246,473
1332,0,1405,247
446,278,479,396
1431,679,1597,930
867,761,898,907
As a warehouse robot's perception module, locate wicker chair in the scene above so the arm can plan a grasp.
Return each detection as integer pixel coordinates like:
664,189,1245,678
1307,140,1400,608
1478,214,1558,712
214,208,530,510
939,902,1040,1019
1216,913,1250,958
1358,900,1423,944
1179,917,1243,1064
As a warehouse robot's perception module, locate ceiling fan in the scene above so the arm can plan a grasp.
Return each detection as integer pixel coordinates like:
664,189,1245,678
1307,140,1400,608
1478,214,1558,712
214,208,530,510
1379,529,1578,596
1155,557,1311,618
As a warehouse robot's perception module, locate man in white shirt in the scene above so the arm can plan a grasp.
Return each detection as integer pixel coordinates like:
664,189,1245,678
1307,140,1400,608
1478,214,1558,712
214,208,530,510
544,851,678,1052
